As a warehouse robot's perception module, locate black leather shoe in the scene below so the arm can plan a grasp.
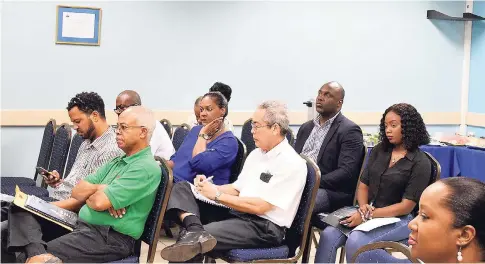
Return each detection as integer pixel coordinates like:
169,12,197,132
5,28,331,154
161,230,217,262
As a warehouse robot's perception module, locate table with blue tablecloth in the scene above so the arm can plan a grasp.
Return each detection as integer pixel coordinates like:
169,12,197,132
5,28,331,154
419,146,459,179
367,145,485,182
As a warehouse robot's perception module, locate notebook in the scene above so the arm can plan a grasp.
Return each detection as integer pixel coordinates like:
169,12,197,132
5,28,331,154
319,206,358,236
13,186,77,231
189,183,229,209
319,206,401,236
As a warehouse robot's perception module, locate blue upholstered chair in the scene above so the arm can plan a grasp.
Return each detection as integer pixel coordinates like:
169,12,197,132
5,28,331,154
207,154,321,263
47,124,72,176
160,119,173,139
1,119,56,188
229,138,247,184
111,157,174,263
172,123,191,151
286,128,295,147
0,185,49,198
240,118,256,154
2,123,71,197
351,241,416,263
63,133,84,178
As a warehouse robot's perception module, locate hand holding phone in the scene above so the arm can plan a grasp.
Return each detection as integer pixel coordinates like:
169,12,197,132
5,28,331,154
37,167,61,187
36,167,52,179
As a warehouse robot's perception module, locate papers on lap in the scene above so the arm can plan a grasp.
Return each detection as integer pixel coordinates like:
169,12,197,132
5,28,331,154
189,183,229,209
13,186,77,231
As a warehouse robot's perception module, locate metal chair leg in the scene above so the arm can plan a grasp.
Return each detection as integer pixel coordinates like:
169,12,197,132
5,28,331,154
204,256,216,263
339,247,346,263
312,227,319,248
302,228,312,263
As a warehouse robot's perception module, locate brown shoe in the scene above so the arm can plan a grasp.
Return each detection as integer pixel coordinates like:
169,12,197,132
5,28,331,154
26,253,62,263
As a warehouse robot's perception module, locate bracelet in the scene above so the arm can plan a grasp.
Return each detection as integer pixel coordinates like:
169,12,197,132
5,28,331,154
214,191,222,203
358,209,367,222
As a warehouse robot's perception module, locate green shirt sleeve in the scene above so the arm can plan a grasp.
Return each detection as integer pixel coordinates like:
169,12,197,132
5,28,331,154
104,163,161,210
84,159,117,184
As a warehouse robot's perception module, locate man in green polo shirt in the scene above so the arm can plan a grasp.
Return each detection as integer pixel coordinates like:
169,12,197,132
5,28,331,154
2,106,161,263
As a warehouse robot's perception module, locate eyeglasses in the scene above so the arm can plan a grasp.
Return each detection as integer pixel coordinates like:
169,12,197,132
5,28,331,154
114,103,140,114
250,122,273,131
114,124,145,132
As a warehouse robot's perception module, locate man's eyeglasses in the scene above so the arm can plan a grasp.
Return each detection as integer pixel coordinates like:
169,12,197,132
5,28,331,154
114,103,140,114
114,124,145,132
250,122,273,130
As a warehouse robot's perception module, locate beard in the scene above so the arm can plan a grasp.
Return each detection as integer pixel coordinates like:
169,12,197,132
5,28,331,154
83,119,96,141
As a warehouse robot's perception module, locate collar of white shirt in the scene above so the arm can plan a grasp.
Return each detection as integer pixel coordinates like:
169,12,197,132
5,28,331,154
262,138,290,159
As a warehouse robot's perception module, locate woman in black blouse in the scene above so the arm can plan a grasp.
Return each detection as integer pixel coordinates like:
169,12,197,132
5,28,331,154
314,103,432,263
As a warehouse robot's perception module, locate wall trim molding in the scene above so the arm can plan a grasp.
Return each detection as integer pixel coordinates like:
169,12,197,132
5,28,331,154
0,109,467,127
467,112,485,127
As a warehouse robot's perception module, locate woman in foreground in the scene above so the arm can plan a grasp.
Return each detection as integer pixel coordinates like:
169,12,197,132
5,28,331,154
408,177,485,263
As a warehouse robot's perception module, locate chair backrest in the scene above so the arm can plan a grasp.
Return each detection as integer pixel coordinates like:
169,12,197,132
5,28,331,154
63,133,84,178
160,119,173,139
172,123,191,151
353,145,369,205
240,118,256,154
229,138,247,183
351,241,418,263
33,119,57,181
137,157,174,263
286,128,296,147
424,151,441,185
46,123,72,181
284,155,321,260
411,151,442,216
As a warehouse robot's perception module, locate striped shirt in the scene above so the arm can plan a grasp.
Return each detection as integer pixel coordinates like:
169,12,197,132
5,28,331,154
52,127,124,200
301,112,340,163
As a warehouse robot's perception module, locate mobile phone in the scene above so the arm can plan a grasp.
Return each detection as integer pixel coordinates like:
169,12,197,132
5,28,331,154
339,216,350,222
36,167,53,179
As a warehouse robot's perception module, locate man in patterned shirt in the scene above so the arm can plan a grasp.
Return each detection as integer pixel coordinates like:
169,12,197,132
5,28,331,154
45,92,123,206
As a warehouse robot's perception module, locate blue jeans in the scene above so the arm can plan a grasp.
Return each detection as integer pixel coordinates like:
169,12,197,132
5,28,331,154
314,214,413,263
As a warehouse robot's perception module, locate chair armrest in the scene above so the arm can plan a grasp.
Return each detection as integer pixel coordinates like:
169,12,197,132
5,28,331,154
350,241,418,263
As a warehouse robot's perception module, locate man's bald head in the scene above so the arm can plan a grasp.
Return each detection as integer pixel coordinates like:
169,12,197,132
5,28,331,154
117,90,142,105
316,81,345,118
323,81,345,101
115,90,142,115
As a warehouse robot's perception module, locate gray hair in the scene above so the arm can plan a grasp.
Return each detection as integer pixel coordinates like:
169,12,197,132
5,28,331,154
123,106,155,142
257,100,289,136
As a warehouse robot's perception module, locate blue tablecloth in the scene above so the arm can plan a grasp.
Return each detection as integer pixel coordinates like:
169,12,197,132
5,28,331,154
453,147,485,181
420,146,459,179
367,145,485,182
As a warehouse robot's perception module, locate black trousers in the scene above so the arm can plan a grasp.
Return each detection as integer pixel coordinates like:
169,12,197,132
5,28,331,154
167,182,286,251
1,205,135,263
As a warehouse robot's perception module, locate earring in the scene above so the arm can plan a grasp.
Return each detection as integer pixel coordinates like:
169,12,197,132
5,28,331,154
457,246,463,262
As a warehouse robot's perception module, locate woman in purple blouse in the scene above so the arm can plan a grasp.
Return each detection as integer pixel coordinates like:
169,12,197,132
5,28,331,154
167,91,238,185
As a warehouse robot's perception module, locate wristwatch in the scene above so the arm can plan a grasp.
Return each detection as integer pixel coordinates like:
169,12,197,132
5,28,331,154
198,133,211,140
214,190,222,203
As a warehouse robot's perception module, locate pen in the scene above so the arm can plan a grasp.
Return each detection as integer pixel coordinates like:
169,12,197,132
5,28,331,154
201,176,214,183
365,201,374,220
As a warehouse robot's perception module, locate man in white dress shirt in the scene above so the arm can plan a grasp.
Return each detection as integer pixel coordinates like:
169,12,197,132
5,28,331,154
115,90,175,159
160,100,307,262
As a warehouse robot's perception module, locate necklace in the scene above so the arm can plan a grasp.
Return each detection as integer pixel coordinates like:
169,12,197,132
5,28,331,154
391,153,406,163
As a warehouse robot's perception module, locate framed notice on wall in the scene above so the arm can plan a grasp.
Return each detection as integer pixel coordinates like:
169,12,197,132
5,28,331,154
56,5,102,46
